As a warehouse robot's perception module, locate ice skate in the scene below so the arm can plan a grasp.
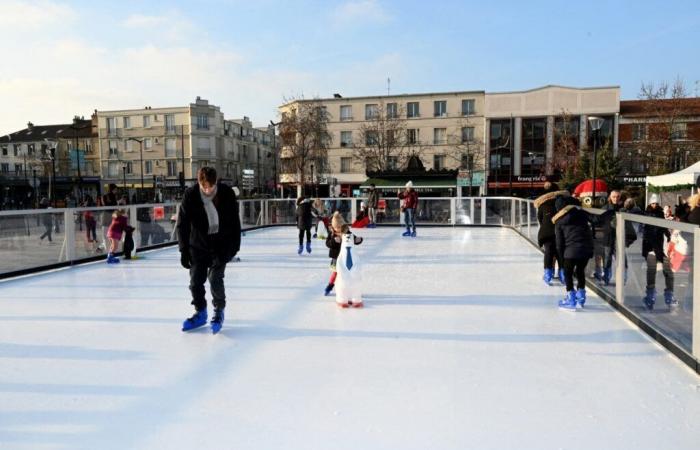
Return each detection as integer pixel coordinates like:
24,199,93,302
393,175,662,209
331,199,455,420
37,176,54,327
575,288,586,308
306,242,312,254
664,289,677,307
543,268,554,286
297,244,303,255
411,230,417,237
402,230,411,237
210,308,225,334
182,309,208,332
324,283,334,296
558,291,577,311
643,288,656,311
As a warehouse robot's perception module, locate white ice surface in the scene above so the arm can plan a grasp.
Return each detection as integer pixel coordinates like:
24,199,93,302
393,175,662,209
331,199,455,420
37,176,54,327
1,227,699,450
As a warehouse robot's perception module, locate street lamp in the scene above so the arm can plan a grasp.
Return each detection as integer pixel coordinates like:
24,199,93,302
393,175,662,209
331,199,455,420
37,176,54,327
32,169,37,208
122,162,127,193
127,137,144,202
70,116,89,202
49,146,57,207
588,116,605,206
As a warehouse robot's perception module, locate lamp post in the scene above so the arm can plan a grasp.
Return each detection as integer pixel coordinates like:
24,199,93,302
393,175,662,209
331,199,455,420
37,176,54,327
32,168,37,208
127,137,144,202
588,116,604,206
49,146,57,207
528,152,535,197
122,162,127,193
69,116,88,203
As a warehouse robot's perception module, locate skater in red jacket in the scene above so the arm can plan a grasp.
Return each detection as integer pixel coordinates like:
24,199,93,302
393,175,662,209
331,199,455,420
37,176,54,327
398,181,418,237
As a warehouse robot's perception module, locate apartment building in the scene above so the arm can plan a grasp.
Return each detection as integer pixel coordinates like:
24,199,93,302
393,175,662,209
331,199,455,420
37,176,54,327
0,117,98,208
279,91,486,196
484,85,620,194
224,117,277,196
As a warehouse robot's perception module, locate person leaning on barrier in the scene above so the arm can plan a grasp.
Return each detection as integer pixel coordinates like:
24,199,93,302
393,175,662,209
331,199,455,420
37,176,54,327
684,194,700,225
534,182,569,285
596,190,622,286
641,194,675,310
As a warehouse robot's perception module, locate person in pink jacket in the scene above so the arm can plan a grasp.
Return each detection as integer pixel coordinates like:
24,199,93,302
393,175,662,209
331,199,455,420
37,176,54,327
106,209,128,263
397,181,419,237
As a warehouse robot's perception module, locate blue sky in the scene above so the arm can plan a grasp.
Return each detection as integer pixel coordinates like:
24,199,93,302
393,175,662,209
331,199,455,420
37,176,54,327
1,0,699,134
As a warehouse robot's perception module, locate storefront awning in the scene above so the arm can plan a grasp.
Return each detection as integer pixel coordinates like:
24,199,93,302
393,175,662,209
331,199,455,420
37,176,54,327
360,177,457,189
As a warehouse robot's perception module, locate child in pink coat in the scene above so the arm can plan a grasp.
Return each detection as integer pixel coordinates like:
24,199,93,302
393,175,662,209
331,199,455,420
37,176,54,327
106,209,129,263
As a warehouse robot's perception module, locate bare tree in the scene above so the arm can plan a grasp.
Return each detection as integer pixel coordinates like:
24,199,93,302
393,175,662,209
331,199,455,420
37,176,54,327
353,102,424,172
638,77,690,174
550,110,581,187
446,118,485,194
279,97,331,196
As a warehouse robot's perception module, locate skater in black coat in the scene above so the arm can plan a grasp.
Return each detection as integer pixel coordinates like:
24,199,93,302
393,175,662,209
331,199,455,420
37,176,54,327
296,196,318,255
552,197,594,309
123,226,135,259
177,167,241,334
534,182,569,284
641,194,674,309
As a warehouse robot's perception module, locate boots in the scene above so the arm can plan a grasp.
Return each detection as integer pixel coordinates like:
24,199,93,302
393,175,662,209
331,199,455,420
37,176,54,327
543,268,554,286
182,309,208,332
643,288,656,310
664,289,677,307
297,244,303,255
211,308,225,334
558,291,577,311
575,289,586,308
306,242,312,254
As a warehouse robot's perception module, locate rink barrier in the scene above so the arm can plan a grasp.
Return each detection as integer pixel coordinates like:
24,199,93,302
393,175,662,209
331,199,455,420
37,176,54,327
1,197,698,373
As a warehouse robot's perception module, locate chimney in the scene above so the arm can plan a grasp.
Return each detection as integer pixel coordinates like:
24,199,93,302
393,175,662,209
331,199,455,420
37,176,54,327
27,121,34,130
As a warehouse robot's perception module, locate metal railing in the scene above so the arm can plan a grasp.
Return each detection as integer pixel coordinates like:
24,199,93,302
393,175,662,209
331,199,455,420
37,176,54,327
1,196,698,372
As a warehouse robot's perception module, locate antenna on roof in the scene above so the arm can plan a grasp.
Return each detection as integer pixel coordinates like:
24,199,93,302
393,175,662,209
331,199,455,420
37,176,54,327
387,77,391,96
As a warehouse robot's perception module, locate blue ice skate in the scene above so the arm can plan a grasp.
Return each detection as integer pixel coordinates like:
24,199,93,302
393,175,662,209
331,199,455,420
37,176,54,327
593,269,603,283
411,230,417,237
297,244,303,255
558,291,577,311
664,289,677,307
643,288,656,311
210,308,225,334
575,288,586,308
182,309,208,332
402,230,411,237
324,283,334,296
107,253,120,264
543,268,554,286
306,242,312,254
603,268,612,286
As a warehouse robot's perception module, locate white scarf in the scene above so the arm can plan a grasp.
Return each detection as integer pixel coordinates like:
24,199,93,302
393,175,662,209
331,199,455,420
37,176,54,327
200,185,219,235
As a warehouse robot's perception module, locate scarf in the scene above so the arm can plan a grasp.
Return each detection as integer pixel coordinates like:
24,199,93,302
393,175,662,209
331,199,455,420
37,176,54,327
200,185,219,235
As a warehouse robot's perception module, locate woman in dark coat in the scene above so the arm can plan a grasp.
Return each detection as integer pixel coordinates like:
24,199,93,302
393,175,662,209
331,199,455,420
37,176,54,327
553,196,594,310
534,182,569,285
296,196,318,255
641,194,674,310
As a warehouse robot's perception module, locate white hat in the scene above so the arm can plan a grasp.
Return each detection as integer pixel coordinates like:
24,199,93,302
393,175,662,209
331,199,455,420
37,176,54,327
405,180,413,188
648,194,659,205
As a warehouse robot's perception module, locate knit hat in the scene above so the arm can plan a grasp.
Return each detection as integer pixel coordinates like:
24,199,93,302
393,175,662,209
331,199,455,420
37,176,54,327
648,194,659,205
405,181,413,188
331,211,345,231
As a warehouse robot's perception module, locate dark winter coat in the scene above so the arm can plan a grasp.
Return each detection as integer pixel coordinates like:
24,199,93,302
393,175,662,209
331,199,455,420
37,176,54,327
123,226,135,257
398,190,418,209
367,189,380,209
326,231,363,259
534,189,570,246
553,205,594,260
177,183,241,263
296,200,317,230
618,208,639,247
642,205,670,259
685,207,700,226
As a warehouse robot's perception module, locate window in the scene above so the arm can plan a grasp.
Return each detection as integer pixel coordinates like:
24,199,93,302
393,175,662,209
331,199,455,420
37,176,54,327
632,124,646,141
167,160,177,176
388,156,398,170
125,162,133,174
123,117,131,129
461,153,475,169
489,119,512,176
15,163,23,175
407,128,419,144
1,146,6,156
109,140,118,157
365,131,379,146
27,144,34,155
462,99,475,116
0,163,8,173
165,114,175,132
340,105,353,121
198,137,211,155
144,138,153,150
165,138,177,157
433,154,446,170
340,157,353,173
108,162,119,177
145,160,153,174
433,128,446,144
125,140,134,152
143,115,151,127
107,117,117,135
434,101,447,117
340,131,353,147
197,114,209,130
521,118,546,176
365,104,379,120
671,122,687,140
13,144,19,156
387,102,398,119
407,102,420,118
461,127,475,143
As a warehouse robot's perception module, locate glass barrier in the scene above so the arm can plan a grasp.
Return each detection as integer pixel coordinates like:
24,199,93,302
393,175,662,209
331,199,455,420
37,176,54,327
0,210,66,275
485,198,513,225
456,199,473,225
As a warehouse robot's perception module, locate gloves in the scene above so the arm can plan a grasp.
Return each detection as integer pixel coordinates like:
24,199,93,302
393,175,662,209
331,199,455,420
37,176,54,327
180,251,191,269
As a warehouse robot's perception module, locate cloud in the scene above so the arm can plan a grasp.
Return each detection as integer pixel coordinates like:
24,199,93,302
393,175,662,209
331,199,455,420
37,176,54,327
122,11,196,42
2,0,76,29
331,0,391,25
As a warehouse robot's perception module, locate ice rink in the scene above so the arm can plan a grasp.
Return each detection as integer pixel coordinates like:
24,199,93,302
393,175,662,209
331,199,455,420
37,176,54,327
1,226,699,450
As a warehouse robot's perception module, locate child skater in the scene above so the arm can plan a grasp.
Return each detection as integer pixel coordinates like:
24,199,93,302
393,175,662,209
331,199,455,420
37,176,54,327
106,209,129,263
324,212,363,301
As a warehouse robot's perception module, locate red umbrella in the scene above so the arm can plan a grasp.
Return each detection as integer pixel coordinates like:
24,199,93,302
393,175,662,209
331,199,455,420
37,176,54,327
573,179,608,198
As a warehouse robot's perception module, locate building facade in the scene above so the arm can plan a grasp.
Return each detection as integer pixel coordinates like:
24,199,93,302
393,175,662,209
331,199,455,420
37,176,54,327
279,91,486,197
484,85,620,194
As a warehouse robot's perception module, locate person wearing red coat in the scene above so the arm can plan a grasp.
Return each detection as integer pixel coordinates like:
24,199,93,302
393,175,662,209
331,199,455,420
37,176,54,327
398,181,419,237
